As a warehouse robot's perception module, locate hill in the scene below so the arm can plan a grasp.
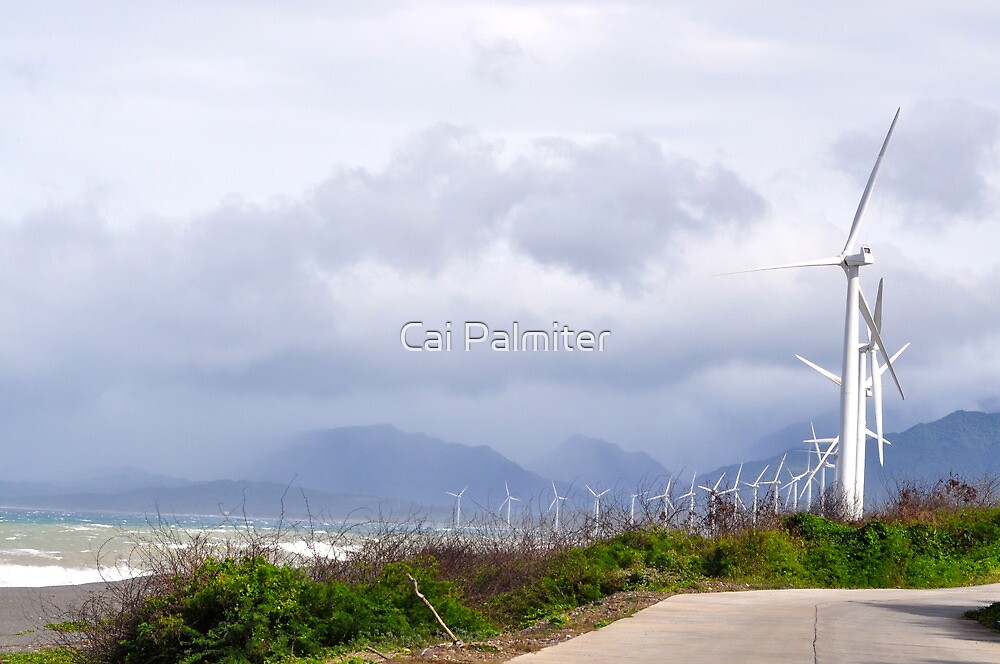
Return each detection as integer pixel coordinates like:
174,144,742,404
700,410,1000,507
252,424,556,511
525,434,670,493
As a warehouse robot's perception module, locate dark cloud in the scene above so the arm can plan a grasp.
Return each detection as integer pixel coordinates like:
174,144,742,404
299,126,765,281
831,100,1000,224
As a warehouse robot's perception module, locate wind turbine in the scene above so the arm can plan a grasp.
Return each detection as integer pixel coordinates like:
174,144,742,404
446,486,468,529
719,464,744,510
678,472,698,531
586,485,610,535
734,109,904,518
796,297,908,511
548,481,567,533
699,472,726,531
629,491,646,524
763,454,787,514
500,481,521,528
649,477,674,522
744,465,770,525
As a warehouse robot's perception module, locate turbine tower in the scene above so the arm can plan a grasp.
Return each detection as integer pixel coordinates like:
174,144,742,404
737,109,904,519
586,485,610,535
500,481,521,528
446,486,468,529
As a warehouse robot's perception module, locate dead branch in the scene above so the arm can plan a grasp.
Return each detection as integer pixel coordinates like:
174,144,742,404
406,572,462,645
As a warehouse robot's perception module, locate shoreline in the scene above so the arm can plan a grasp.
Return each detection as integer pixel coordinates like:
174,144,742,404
0,581,112,652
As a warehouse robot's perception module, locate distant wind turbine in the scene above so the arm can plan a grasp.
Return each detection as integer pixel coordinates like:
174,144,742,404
678,472,698,532
500,481,521,528
446,486,468,529
548,481,568,533
586,485,610,535
648,476,674,522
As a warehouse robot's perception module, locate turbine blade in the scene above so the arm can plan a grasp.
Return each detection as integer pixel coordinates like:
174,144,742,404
871,348,885,465
754,465,769,484
878,342,911,375
796,355,842,386
718,256,843,276
842,108,900,255
874,278,884,332
859,290,904,399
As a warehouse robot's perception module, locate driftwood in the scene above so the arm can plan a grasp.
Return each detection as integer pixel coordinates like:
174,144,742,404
406,572,462,645
365,645,391,660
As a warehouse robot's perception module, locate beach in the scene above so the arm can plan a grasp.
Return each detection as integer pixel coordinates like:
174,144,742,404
0,581,110,651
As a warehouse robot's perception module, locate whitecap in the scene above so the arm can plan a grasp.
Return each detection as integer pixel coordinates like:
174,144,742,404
0,563,145,587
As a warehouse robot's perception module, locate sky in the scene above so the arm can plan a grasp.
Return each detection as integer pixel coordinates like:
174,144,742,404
2,2,1000,480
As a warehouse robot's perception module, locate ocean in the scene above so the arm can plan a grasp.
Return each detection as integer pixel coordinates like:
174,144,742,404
0,507,293,587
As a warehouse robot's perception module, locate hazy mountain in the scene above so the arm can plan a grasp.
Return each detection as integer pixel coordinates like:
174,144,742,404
699,410,1000,508
526,434,670,493
252,424,555,510
61,465,192,494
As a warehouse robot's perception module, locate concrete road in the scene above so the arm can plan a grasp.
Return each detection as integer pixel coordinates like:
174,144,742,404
509,584,1000,663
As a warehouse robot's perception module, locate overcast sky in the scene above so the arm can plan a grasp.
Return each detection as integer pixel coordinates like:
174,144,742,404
2,2,1000,480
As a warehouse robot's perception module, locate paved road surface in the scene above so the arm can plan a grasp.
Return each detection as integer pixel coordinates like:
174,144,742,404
510,584,1000,663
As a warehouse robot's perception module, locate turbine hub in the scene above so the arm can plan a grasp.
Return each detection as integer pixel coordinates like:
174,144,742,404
845,246,875,266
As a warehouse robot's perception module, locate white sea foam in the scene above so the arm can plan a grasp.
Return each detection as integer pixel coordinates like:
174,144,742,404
278,540,357,560
0,563,144,587
5,548,63,560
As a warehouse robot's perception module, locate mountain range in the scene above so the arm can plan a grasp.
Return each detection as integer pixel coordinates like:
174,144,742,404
1,410,998,519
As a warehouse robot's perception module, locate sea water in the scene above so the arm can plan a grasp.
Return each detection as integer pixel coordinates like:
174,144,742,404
0,508,295,587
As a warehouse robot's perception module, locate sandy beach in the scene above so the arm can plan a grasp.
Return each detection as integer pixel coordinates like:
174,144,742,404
0,582,111,651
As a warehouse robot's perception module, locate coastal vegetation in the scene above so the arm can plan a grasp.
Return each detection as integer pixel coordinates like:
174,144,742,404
38,477,1000,662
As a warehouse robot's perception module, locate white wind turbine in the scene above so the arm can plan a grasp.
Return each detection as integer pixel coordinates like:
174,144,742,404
795,282,908,512
649,477,674,522
548,481,568,533
719,464,744,510
629,491,646,524
678,472,698,531
446,486,468,529
782,467,808,512
744,465,770,525
699,472,726,530
763,454,787,514
735,109,905,519
804,423,838,502
587,485,610,535
500,481,521,528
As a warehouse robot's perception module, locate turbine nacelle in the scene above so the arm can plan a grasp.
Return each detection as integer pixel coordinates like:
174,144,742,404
844,246,875,267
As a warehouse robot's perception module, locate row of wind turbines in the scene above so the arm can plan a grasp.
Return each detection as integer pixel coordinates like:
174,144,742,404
444,109,910,531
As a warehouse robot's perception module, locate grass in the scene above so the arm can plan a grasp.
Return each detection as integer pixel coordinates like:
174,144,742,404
0,650,76,664
43,622,88,634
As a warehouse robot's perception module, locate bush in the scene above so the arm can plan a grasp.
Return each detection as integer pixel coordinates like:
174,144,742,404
102,557,491,664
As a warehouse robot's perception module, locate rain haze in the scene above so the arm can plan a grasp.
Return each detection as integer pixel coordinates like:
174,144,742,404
2,2,999,482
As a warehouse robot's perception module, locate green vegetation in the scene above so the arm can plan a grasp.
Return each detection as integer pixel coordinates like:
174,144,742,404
100,557,490,664
65,504,1000,662
1,650,76,664
43,622,89,634
966,602,1000,632
493,510,1000,625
